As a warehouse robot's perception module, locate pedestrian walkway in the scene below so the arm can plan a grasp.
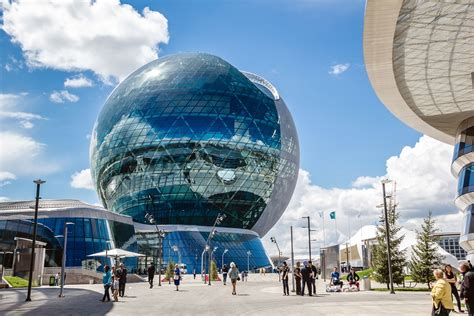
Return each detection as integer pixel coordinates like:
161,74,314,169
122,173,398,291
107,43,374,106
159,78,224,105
0,274,432,315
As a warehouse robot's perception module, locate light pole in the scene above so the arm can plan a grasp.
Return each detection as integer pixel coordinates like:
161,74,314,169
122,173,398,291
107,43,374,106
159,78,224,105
290,226,295,292
211,247,218,262
145,213,167,286
201,245,209,283
270,236,281,281
221,249,228,270
25,179,45,302
247,251,251,273
382,179,395,294
301,216,312,261
58,222,74,297
206,213,226,286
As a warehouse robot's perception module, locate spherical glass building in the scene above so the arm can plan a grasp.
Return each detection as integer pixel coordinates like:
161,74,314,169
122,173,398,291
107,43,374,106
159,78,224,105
90,53,299,271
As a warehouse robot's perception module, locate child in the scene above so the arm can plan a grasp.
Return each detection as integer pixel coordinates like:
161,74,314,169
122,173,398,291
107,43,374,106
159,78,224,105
112,276,119,302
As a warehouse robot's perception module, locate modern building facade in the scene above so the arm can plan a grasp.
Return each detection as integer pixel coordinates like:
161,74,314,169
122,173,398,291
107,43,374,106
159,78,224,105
434,232,467,261
90,53,300,272
0,200,137,270
364,0,474,260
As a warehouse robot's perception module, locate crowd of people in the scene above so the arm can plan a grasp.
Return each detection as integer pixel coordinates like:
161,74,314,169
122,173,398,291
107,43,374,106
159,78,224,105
431,261,474,315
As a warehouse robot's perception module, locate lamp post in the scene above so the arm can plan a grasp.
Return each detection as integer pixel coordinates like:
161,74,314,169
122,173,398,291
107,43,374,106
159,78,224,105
211,247,218,262
221,249,228,270
25,179,45,302
290,226,295,292
246,251,251,274
145,213,166,286
381,179,395,294
301,216,312,261
270,236,281,281
58,222,74,297
206,213,226,286
201,245,209,283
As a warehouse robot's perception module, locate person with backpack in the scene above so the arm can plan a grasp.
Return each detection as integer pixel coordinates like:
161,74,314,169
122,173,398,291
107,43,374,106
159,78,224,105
229,262,240,295
222,264,229,285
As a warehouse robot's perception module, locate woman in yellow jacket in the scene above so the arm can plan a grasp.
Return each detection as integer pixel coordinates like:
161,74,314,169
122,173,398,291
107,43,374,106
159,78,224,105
431,269,454,315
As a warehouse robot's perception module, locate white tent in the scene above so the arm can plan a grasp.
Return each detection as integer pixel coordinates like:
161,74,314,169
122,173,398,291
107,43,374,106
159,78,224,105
88,248,145,258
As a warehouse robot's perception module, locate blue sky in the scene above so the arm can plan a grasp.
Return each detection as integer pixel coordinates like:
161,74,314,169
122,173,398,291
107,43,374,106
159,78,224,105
1,0,459,253
0,0,421,203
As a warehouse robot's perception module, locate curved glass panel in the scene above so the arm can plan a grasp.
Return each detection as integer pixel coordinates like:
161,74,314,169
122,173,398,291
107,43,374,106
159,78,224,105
458,163,474,196
90,53,299,234
136,230,270,273
454,126,474,162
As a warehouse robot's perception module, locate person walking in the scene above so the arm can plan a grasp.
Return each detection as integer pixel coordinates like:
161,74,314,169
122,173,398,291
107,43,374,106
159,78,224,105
174,264,181,291
118,263,127,297
294,261,302,295
444,264,463,313
346,268,360,291
432,269,454,315
241,269,245,282
301,261,312,296
147,262,155,289
222,264,229,285
309,261,317,294
101,265,112,302
229,262,240,295
55,272,60,286
281,262,290,296
112,275,119,302
193,268,196,280
460,261,474,315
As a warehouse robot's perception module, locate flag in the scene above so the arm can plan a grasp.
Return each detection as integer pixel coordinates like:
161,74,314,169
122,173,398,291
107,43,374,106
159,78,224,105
329,211,336,220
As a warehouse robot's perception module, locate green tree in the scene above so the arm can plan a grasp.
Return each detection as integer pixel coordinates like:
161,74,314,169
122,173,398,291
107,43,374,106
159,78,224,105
372,205,406,289
409,211,442,289
165,261,175,281
211,260,219,281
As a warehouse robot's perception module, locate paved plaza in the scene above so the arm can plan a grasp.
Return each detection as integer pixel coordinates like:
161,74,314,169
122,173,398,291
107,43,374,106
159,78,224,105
0,274,432,315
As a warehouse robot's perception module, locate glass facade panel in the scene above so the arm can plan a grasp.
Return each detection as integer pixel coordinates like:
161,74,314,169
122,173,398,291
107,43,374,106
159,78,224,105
454,126,474,161
458,163,474,196
90,53,299,236
136,230,270,273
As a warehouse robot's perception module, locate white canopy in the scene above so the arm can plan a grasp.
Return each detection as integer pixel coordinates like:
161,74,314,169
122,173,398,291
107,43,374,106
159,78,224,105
87,248,145,258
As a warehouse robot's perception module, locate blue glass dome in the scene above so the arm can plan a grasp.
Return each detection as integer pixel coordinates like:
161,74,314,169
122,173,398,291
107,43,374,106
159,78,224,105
90,53,299,236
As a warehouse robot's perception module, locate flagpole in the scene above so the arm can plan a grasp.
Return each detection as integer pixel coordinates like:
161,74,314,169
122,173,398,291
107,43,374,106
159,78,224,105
320,211,326,248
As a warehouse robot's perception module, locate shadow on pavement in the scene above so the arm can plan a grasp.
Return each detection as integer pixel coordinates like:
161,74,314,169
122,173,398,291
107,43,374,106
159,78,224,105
1,287,114,316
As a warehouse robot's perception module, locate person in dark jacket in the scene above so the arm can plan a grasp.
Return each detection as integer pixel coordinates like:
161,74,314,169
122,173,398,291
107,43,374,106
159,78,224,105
222,264,229,285
281,262,289,296
147,262,155,289
445,264,463,313
294,261,302,295
117,263,127,297
331,267,343,287
346,268,360,290
460,261,474,315
309,261,317,294
300,261,312,296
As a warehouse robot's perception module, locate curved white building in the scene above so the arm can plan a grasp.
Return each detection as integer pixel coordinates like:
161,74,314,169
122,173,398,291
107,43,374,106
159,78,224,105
364,0,474,259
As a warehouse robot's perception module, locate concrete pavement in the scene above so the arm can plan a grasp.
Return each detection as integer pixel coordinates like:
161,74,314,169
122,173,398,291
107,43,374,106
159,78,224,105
0,274,433,315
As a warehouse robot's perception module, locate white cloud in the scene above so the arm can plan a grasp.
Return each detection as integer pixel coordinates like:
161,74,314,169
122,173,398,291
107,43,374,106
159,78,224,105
70,168,95,190
49,90,79,103
329,63,350,76
2,0,169,82
0,197,10,202
64,74,94,88
0,131,59,176
0,93,45,128
0,171,16,187
263,135,457,258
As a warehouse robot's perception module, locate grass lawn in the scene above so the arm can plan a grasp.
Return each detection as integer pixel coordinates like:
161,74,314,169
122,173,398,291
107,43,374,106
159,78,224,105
4,276,37,288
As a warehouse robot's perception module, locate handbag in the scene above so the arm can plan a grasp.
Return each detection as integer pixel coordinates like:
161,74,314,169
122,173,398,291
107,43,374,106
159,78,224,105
432,303,449,316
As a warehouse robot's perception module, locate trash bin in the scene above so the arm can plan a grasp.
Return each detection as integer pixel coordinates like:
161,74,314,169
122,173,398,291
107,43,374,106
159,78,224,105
362,276,371,291
49,276,55,286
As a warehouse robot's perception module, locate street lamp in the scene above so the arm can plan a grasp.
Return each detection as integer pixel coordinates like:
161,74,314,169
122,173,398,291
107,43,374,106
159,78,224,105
270,236,281,281
25,179,45,302
247,251,252,275
58,222,74,297
381,179,395,294
301,216,312,261
211,247,218,261
145,213,166,286
206,213,226,285
201,245,210,283
221,249,228,270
